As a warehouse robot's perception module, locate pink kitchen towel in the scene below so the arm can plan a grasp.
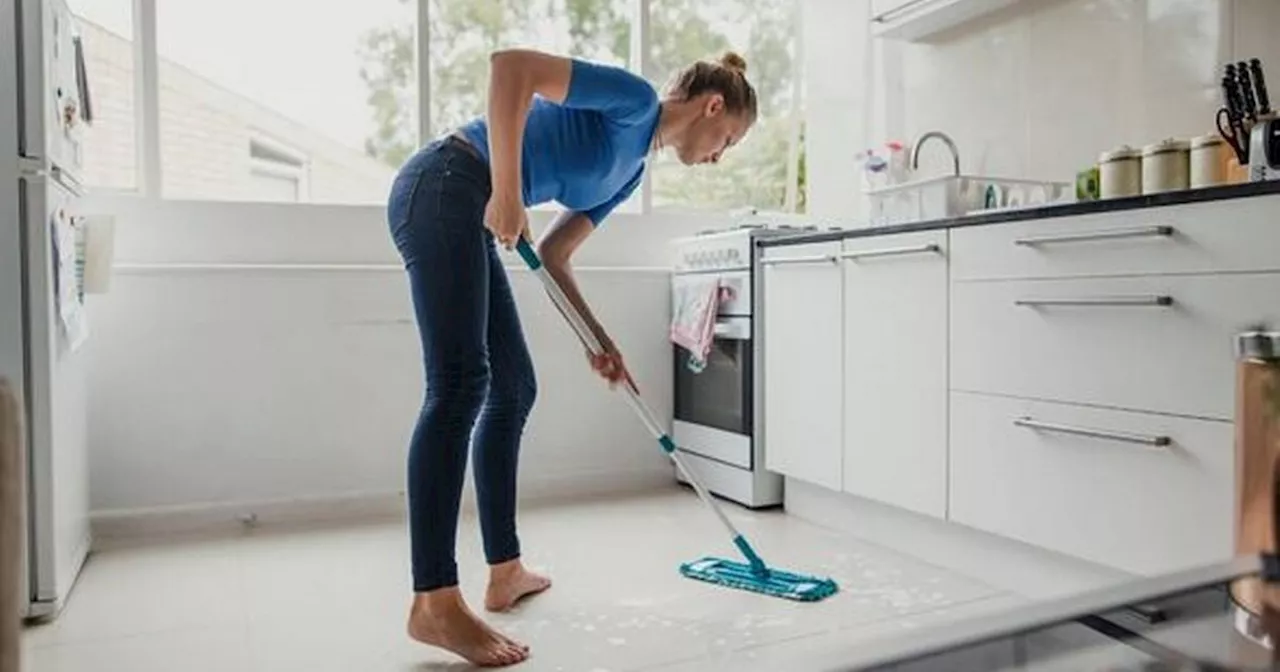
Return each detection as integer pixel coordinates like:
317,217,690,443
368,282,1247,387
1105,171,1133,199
670,277,734,370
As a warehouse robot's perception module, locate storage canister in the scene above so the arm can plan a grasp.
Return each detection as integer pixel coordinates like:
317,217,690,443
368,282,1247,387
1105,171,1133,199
1142,138,1190,194
1099,146,1142,198
1191,133,1230,189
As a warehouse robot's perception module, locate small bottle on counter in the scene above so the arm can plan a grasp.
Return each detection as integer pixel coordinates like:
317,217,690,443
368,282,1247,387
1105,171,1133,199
1098,146,1142,198
1190,133,1230,188
1141,138,1191,194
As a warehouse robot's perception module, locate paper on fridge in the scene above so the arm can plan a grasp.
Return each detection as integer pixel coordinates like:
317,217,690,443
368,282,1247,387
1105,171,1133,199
51,207,87,351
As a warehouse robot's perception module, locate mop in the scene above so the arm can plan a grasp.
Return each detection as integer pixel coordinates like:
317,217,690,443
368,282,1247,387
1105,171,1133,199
513,237,838,603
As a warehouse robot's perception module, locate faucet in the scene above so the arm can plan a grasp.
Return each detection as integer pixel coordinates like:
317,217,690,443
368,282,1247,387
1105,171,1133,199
910,130,961,176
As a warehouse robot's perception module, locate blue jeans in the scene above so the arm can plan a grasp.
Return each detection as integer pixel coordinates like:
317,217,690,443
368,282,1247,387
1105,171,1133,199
387,136,538,592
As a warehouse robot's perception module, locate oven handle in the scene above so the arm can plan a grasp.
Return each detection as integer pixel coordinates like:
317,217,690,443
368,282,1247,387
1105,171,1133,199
713,317,752,341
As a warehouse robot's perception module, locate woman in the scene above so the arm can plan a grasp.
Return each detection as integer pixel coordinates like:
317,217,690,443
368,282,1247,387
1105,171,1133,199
387,47,758,667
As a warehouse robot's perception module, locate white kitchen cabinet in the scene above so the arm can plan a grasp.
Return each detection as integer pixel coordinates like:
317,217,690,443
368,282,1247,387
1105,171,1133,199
949,197,1280,282
949,391,1234,576
871,0,1025,41
950,272,1280,421
871,0,918,16
761,241,843,492
841,231,949,518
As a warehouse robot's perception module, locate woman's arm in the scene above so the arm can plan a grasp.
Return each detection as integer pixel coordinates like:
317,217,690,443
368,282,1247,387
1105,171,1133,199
484,49,572,247
537,212,629,385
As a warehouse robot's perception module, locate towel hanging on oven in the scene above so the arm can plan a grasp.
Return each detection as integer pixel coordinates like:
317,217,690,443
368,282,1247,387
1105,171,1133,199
671,277,734,373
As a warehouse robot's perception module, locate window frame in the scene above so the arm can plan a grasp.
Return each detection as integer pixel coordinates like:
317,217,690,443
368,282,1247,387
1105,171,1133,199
124,0,801,213
248,132,311,202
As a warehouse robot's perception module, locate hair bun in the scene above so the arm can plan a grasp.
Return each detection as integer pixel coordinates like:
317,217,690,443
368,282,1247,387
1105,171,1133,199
718,51,747,74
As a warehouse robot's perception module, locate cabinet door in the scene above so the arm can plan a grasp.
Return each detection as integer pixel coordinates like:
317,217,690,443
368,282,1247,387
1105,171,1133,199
761,242,843,491
841,231,948,518
872,0,922,18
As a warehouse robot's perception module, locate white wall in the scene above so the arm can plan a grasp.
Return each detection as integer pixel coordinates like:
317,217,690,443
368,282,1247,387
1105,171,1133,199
79,196,724,521
804,0,1280,219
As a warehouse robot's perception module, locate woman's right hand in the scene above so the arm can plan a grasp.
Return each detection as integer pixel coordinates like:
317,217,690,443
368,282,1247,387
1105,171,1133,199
484,191,528,250
586,334,631,390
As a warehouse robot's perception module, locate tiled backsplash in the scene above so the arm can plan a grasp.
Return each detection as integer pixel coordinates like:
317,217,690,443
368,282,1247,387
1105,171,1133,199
892,0,1280,183
803,0,1280,219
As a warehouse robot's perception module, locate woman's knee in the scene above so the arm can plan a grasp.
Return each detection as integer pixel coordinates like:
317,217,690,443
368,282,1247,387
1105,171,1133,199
425,364,492,420
485,372,537,419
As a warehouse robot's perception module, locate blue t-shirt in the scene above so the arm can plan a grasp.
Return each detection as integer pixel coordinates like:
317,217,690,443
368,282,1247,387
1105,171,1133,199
457,58,660,226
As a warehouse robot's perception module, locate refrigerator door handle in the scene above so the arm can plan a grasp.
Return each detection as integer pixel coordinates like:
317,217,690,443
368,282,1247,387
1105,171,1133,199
20,161,85,199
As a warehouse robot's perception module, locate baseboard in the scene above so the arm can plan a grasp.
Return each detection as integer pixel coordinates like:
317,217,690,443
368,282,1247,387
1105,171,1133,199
91,467,678,546
783,478,1133,601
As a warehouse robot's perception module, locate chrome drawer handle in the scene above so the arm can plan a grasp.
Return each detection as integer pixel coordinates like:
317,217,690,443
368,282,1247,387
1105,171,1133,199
761,254,837,267
840,243,941,261
1013,225,1175,246
1014,417,1171,447
1015,295,1174,307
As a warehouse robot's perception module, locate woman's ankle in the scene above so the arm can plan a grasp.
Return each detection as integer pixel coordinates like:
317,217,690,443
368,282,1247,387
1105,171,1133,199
488,557,524,580
412,585,465,616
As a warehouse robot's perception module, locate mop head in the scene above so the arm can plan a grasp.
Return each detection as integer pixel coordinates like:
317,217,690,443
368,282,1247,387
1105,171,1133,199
679,556,839,602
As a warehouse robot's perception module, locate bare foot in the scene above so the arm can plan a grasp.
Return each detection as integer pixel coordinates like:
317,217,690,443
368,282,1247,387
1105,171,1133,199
408,587,529,667
485,559,552,613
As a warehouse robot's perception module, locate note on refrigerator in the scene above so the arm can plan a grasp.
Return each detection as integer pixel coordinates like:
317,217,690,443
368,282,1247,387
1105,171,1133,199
51,207,87,351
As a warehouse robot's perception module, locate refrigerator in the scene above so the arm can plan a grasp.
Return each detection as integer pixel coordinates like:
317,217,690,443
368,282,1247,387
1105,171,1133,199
2,0,93,620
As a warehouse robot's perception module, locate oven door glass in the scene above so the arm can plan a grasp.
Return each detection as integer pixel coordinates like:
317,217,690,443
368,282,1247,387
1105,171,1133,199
673,322,752,436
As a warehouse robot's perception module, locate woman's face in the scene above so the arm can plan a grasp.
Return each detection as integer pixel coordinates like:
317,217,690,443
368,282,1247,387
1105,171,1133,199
676,94,753,166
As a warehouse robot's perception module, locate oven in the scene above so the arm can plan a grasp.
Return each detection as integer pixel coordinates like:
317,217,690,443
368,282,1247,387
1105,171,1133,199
673,316,753,467
669,228,783,507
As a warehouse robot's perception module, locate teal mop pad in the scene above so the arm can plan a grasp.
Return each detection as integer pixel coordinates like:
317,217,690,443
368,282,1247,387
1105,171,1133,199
514,238,839,603
680,556,839,602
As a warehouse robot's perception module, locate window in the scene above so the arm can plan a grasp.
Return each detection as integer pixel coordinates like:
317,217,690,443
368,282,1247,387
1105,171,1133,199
155,0,416,204
109,0,805,213
247,135,308,202
647,0,803,213
67,0,138,193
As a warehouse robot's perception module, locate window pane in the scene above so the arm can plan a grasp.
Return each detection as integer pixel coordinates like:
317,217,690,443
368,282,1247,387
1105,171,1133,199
68,0,137,192
427,0,631,137
648,0,802,213
156,0,415,204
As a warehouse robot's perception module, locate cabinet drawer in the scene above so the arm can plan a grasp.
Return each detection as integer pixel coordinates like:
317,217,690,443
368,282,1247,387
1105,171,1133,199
949,392,1233,575
950,196,1280,281
951,273,1280,420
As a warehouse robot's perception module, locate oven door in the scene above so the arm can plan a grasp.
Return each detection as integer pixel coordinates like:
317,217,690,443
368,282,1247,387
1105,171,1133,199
673,317,753,468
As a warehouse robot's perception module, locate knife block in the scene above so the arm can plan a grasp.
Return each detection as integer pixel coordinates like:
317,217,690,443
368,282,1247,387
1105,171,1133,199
1231,333,1280,624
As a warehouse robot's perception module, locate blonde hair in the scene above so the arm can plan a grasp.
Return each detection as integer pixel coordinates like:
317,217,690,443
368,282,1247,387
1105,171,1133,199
666,51,758,123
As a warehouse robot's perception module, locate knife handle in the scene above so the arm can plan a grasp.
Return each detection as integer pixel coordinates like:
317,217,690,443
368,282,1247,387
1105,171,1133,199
1240,61,1260,122
1251,58,1272,116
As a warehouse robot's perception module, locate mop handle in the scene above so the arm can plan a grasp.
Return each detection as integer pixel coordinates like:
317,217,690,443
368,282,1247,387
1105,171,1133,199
512,238,764,568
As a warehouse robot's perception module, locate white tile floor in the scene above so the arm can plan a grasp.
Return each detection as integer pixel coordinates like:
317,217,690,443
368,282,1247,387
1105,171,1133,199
22,488,1026,671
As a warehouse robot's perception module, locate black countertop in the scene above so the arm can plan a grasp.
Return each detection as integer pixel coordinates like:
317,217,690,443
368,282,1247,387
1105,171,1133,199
757,180,1280,249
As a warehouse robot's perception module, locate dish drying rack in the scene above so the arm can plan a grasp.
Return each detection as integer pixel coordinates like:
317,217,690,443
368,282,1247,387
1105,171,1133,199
866,174,1074,227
